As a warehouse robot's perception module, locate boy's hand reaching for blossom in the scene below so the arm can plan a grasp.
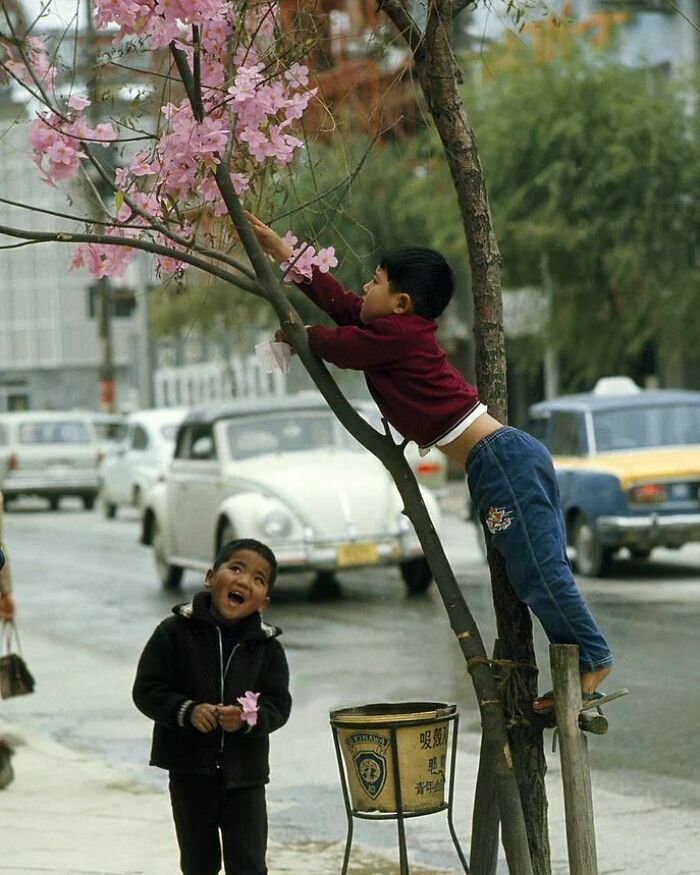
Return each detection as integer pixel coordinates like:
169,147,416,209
190,703,219,733
244,211,293,264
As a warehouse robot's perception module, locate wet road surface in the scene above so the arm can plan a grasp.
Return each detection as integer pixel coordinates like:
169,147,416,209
4,495,700,870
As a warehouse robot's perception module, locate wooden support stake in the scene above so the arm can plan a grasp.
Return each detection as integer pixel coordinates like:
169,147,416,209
470,730,500,875
550,644,598,875
470,639,501,875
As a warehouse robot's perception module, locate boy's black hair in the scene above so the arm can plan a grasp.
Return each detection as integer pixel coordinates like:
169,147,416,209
379,246,455,320
213,538,278,590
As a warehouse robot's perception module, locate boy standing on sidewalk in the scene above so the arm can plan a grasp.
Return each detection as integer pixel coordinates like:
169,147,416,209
133,538,291,875
246,212,614,713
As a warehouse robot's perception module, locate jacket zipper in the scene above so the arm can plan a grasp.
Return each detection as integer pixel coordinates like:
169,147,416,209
216,627,240,757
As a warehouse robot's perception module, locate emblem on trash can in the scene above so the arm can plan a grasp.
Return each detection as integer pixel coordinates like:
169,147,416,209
346,732,388,799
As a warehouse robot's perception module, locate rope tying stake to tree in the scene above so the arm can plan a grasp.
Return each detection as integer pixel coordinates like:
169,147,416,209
466,656,538,674
467,657,539,729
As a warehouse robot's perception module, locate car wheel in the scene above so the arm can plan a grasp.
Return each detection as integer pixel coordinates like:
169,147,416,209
153,521,183,590
101,496,117,519
310,572,342,601
572,515,612,578
82,495,96,511
630,548,652,561
218,520,236,550
400,557,433,595
48,496,60,511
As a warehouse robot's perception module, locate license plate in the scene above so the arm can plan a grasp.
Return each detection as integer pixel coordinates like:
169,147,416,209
336,541,379,567
49,462,73,473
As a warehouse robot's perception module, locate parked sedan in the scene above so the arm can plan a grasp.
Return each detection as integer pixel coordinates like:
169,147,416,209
0,411,101,510
99,408,188,518
140,395,441,594
528,382,700,576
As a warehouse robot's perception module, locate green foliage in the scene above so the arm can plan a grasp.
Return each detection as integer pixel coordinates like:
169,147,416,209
468,46,699,388
148,269,268,340
270,135,472,323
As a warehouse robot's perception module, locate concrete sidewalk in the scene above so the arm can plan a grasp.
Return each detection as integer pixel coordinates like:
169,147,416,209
3,705,699,875
0,717,451,875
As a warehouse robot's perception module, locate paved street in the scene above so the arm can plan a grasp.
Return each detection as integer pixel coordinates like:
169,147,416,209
2,490,700,873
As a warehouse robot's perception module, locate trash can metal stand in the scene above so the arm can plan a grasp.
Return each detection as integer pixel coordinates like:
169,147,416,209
330,702,469,875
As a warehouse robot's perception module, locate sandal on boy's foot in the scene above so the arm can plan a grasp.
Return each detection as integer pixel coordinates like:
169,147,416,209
532,690,555,716
534,688,629,717
580,688,629,711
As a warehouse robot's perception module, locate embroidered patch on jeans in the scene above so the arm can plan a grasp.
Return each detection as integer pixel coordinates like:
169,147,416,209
485,506,513,534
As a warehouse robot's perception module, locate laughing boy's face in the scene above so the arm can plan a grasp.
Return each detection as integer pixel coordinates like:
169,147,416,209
205,549,270,622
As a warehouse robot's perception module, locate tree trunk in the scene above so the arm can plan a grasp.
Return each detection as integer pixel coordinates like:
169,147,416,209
380,2,551,871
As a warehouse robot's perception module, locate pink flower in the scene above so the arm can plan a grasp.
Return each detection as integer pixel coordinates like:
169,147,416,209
67,94,91,111
281,243,316,283
314,247,338,273
237,691,260,728
284,63,309,88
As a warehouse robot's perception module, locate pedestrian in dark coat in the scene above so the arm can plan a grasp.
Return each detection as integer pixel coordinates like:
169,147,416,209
133,538,291,875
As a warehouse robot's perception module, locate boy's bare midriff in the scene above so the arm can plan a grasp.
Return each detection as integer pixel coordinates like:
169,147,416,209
438,412,504,468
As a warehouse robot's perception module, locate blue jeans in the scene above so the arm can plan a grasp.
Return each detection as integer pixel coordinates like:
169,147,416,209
467,427,614,673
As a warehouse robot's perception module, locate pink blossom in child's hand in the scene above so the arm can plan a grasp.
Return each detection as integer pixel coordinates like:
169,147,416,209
314,247,338,273
237,691,260,727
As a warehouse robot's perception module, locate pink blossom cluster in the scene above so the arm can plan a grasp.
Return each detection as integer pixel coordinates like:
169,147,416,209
93,0,277,50
280,234,338,283
15,1,319,279
237,691,260,728
28,108,116,185
3,36,56,91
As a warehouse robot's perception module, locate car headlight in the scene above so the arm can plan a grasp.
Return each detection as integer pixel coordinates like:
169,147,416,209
261,509,293,538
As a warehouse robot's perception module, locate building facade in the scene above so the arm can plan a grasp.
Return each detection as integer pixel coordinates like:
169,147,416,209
0,99,146,412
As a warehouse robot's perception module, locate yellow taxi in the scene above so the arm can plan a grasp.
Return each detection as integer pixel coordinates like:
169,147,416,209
527,379,700,576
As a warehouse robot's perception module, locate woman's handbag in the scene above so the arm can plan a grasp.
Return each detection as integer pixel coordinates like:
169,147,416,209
0,621,35,699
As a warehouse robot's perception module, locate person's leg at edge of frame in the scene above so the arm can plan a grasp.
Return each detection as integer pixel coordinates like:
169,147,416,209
220,785,268,875
169,772,223,875
466,428,614,710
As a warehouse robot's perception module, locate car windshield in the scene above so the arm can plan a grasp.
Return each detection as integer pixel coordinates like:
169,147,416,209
226,412,360,460
94,421,127,442
18,421,91,444
593,403,700,452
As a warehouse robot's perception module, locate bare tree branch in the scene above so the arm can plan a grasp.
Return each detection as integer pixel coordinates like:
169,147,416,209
0,222,263,295
377,0,423,53
451,0,479,18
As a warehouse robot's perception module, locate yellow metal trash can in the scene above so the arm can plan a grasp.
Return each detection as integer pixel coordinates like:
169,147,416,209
329,702,468,875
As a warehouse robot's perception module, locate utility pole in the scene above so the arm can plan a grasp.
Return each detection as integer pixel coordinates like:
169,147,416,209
84,0,115,412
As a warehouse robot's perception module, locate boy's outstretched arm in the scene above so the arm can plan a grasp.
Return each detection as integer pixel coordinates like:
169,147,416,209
244,211,293,263
245,212,362,328
307,319,409,370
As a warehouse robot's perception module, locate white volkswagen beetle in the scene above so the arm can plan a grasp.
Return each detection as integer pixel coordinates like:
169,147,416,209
140,395,441,594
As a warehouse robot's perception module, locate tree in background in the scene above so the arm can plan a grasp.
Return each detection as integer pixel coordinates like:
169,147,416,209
470,32,700,390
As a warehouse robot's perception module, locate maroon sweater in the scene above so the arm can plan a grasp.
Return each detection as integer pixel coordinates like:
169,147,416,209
295,268,481,448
